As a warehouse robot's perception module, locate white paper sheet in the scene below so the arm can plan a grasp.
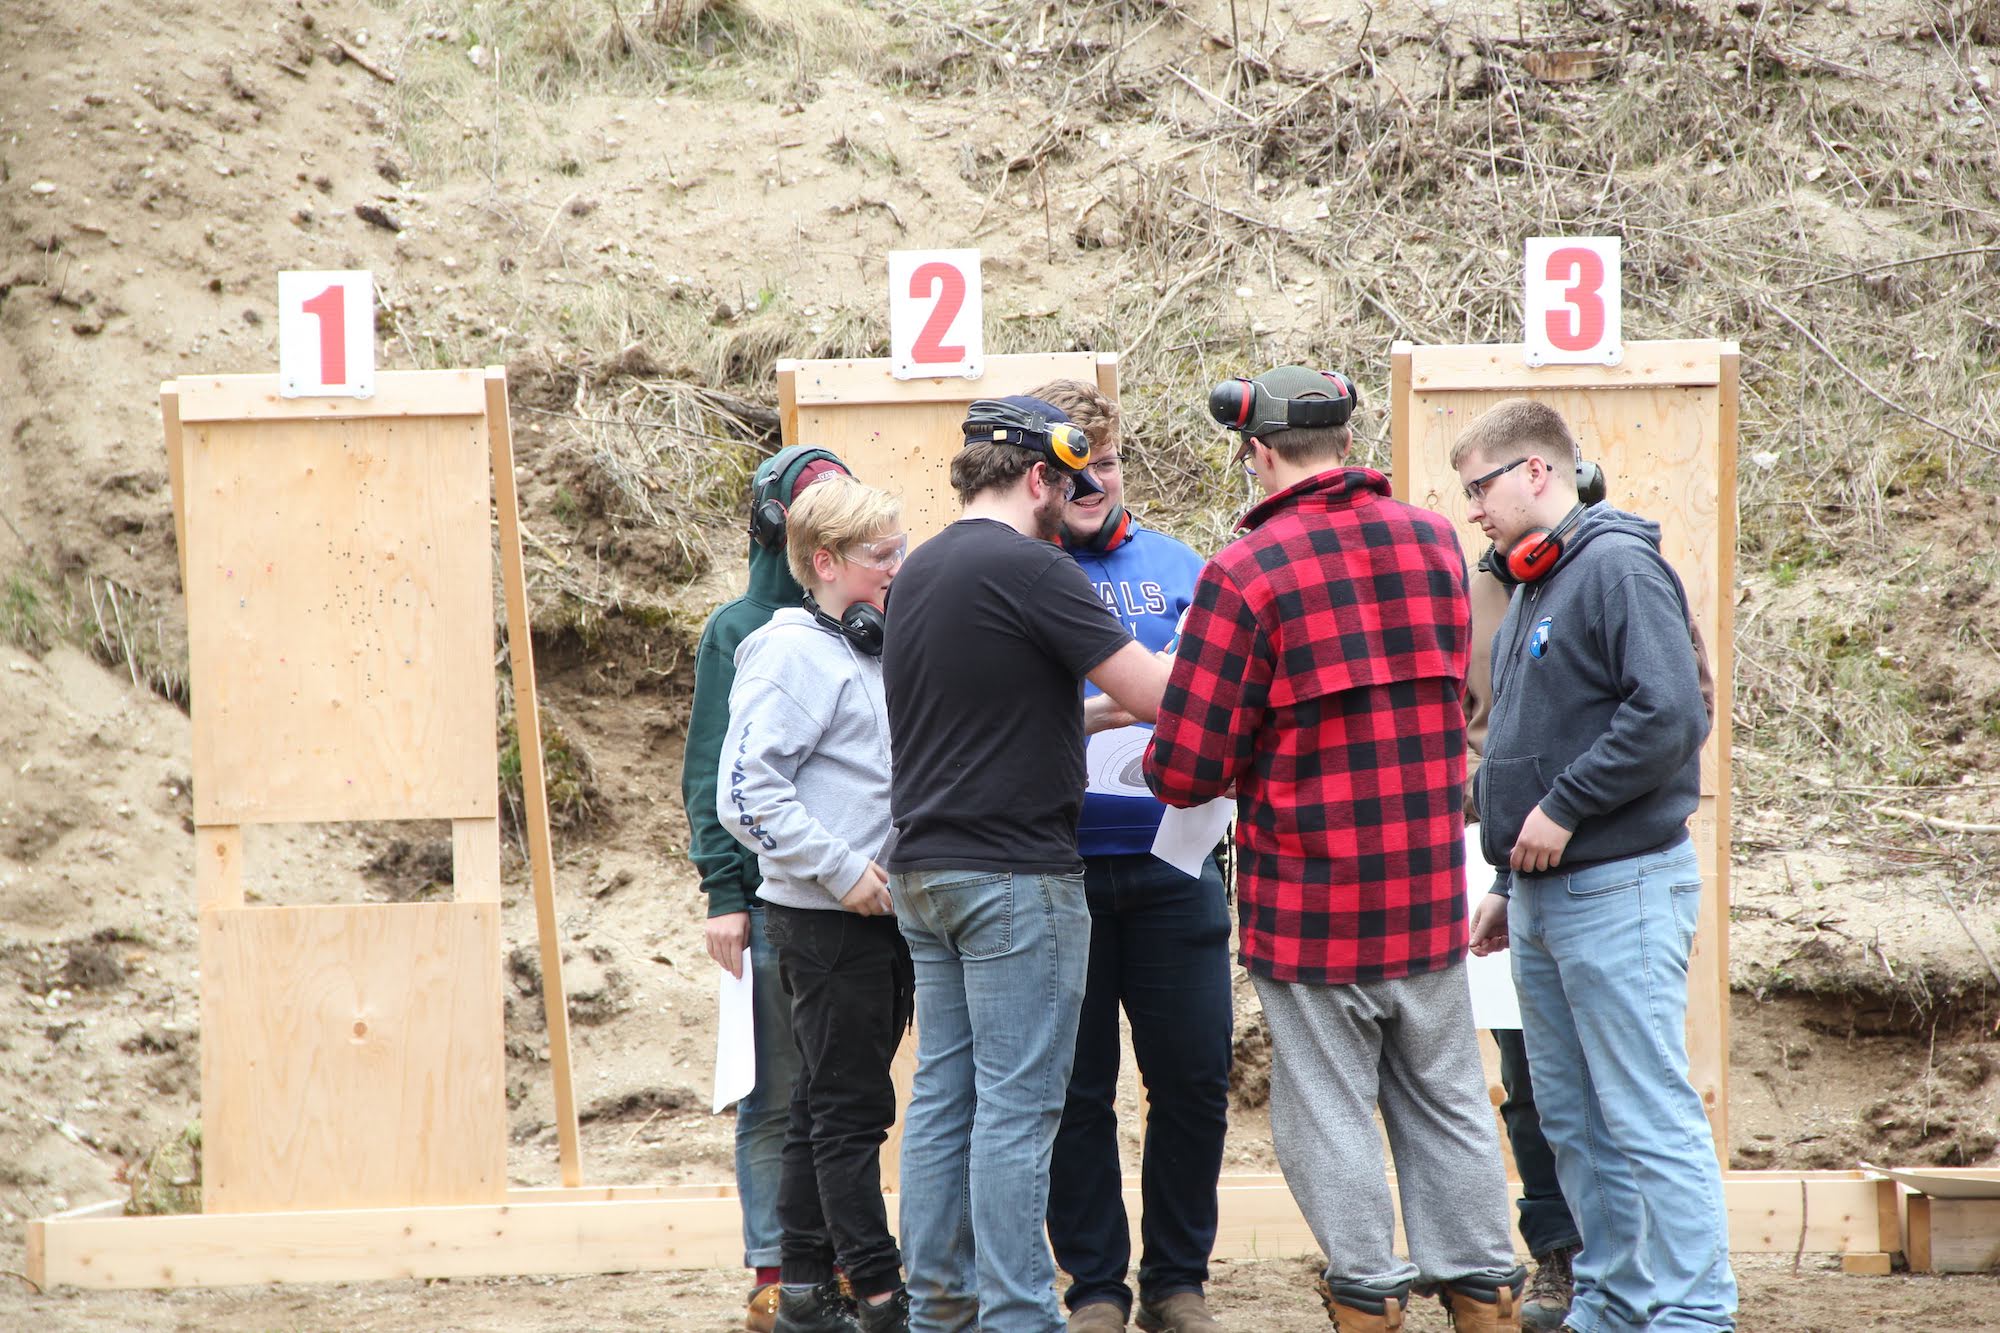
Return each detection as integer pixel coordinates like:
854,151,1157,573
711,947,756,1113
1152,798,1235,877
1085,724,1156,797
1464,825,1522,1030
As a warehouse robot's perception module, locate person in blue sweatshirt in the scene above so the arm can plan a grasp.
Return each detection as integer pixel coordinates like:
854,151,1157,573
1033,379,1232,1333
1453,399,1736,1333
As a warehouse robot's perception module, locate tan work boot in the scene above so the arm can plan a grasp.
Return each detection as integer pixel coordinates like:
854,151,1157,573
745,1281,781,1333
1136,1290,1221,1332
1438,1265,1527,1333
1314,1276,1407,1332
1067,1300,1128,1331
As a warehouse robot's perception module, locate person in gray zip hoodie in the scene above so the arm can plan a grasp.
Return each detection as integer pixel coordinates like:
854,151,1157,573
1453,398,1736,1333
720,474,913,1333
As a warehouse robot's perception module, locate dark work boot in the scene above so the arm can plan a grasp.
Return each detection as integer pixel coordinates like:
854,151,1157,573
774,1280,861,1333
1519,1248,1575,1331
854,1285,910,1333
1437,1265,1527,1333
1315,1275,1411,1332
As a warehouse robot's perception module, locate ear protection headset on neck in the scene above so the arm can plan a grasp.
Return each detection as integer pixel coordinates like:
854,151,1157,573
1207,371,1359,438
1477,461,1608,587
1064,504,1132,554
803,591,885,657
961,399,1092,472
749,445,845,552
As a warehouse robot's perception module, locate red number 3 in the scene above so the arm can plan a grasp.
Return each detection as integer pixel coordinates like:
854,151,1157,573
909,262,967,363
1544,247,1606,352
301,283,347,385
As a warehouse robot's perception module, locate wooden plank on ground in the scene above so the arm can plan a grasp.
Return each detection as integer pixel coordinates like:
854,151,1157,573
199,902,504,1214
175,370,487,423
1927,1198,2000,1273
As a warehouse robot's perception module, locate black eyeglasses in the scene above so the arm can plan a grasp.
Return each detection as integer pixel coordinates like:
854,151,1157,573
1463,456,1528,503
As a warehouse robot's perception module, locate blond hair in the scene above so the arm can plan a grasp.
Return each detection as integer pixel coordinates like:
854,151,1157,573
1448,398,1579,473
785,475,902,588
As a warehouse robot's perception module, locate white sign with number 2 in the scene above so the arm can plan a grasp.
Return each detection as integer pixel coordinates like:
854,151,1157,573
888,249,983,381
278,270,376,398
1523,237,1621,368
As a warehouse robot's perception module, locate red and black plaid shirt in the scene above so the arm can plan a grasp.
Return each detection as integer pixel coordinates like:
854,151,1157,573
1144,468,1471,986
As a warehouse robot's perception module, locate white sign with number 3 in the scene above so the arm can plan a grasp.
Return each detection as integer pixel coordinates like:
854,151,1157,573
888,249,983,381
1524,237,1621,368
278,270,376,398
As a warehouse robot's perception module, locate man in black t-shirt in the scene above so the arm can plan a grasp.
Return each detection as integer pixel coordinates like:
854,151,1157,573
884,396,1173,1333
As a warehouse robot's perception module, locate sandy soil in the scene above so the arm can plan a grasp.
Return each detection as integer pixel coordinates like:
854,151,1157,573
1,0,1997,1328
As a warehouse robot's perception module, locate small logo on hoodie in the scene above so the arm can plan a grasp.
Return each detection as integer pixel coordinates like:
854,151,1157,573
1529,616,1553,659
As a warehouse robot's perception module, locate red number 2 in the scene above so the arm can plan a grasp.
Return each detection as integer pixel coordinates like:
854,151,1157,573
909,262,967,363
1544,247,1606,352
301,283,346,385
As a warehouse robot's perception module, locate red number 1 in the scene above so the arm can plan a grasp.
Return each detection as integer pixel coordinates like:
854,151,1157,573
1544,247,1606,352
301,283,346,385
909,262,967,363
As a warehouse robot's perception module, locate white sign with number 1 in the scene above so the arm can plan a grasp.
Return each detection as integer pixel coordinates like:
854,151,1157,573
888,249,983,381
278,270,376,398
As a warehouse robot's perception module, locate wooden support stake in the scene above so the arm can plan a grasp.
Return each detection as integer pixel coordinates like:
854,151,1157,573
194,826,243,910
485,367,582,1187
162,384,188,592
452,817,501,904
1907,1194,1934,1273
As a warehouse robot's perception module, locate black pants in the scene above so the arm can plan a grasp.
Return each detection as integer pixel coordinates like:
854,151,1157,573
1047,853,1234,1315
1495,1026,1583,1257
764,903,911,1299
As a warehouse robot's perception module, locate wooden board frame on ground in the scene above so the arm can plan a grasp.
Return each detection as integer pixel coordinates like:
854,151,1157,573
1390,338,1739,1155
28,368,587,1278
28,1170,1906,1289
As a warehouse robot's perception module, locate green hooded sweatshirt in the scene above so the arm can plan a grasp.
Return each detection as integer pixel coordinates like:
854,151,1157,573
680,449,840,917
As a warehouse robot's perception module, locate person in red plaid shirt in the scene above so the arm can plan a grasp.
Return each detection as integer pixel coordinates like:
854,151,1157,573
1143,366,1523,1333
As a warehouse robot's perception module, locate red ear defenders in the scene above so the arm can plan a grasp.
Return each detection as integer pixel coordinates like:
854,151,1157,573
961,398,1092,471
1486,503,1587,586
1477,463,1607,586
1207,371,1358,437
803,590,885,657
1065,503,1132,554
749,445,845,552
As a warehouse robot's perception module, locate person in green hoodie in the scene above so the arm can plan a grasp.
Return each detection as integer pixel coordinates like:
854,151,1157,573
682,444,854,1333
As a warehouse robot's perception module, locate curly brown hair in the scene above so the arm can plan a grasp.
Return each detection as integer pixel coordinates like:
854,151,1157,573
1026,378,1121,456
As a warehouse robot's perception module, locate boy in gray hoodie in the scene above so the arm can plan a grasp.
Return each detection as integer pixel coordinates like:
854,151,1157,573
721,475,912,1333
1453,399,1735,1333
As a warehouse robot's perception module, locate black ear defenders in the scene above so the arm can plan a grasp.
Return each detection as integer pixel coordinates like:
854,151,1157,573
1575,459,1606,506
803,591,885,657
749,445,844,552
961,399,1092,471
1207,371,1358,438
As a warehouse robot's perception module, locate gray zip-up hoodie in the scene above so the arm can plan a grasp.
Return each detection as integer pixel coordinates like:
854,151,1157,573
719,607,894,911
1477,504,1710,893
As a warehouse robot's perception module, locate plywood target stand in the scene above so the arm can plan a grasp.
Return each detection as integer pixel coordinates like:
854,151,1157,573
27,350,1939,1288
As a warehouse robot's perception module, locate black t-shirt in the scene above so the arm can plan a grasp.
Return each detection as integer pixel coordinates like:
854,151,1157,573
883,518,1135,874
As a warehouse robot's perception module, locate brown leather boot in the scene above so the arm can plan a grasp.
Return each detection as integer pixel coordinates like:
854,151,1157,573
1135,1290,1221,1332
1314,1276,1407,1332
745,1281,781,1333
1438,1266,1527,1333
1067,1301,1128,1331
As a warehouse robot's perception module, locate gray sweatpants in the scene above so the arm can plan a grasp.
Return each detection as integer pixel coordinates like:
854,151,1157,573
1253,963,1515,1288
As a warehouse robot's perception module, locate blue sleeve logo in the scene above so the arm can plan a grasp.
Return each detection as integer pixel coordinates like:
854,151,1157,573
1529,616,1553,660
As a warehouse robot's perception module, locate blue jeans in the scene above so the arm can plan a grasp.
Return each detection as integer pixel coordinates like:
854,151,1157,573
892,868,1091,1333
1508,836,1736,1332
1048,853,1232,1316
735,905,804,1270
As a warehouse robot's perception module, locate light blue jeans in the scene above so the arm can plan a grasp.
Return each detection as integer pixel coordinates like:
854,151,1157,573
735,904,803,1270
892,869,1091,1333
1508,836,1737,1332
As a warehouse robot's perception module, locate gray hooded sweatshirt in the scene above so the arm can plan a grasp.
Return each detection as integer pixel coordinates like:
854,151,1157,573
1477,504,1710,894
719,607,894,911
